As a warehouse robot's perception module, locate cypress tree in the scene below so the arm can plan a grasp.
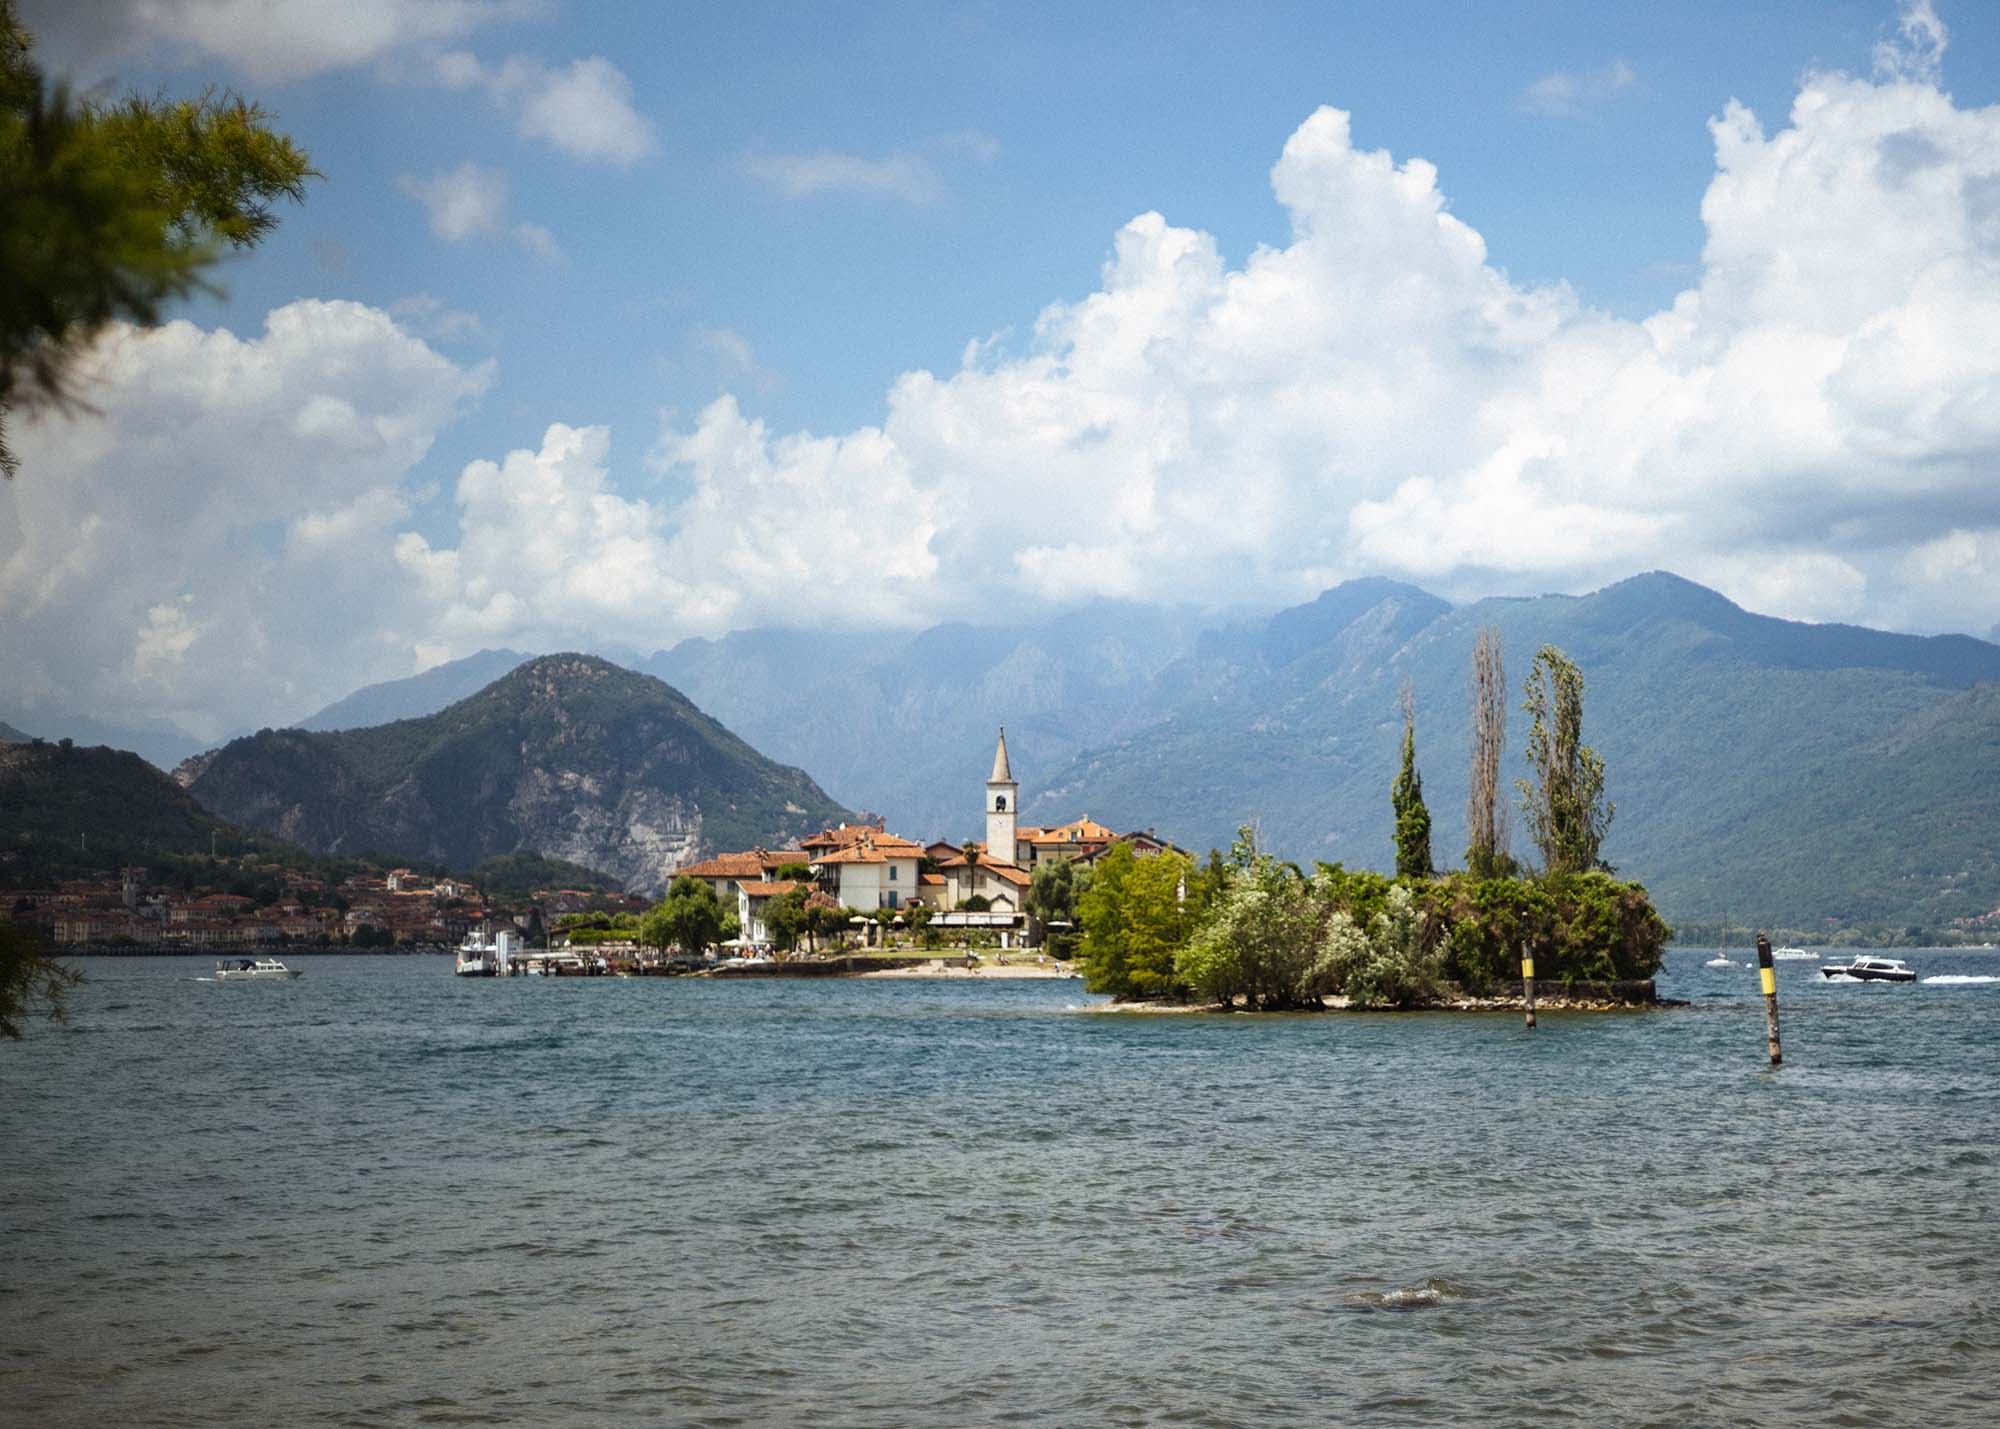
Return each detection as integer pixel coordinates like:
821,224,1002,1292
1391,684,1433,878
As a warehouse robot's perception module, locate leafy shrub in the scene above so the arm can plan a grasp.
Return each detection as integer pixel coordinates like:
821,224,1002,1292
1312,884,1444,1008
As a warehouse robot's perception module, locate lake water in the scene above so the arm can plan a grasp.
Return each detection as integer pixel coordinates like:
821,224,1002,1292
4,948,1997,1426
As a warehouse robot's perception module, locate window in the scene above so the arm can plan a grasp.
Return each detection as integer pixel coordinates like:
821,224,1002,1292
888,891,899,909
888,865,898,880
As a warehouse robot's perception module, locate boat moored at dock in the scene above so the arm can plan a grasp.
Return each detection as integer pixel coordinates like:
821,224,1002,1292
455,928,516,977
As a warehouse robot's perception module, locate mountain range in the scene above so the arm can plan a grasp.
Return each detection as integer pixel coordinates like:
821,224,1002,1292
179,654,851,895
276,572,2000,933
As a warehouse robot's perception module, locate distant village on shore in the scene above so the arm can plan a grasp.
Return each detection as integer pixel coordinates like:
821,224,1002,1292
12,730,1180,953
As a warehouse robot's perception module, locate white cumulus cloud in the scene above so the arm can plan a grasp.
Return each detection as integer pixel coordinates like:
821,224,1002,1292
435,51,656,164
1,301,491,738
9,20,2000,741
398,162,509,241
17,0,536,84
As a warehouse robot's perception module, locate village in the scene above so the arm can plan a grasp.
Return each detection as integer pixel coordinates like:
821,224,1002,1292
6,859,648,952
10,730,1180,959
667,729,1176,956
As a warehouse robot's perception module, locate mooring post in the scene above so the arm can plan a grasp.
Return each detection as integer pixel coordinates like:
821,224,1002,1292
1522,942,1536,1030
1756,932,1782,1066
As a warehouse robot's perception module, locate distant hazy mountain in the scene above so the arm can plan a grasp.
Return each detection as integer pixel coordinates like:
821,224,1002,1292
271,574,2000,931
180,654,851,895
642,602,1222,836
297,648,534,731
0,720,28,742
0,709,207,770
1028,572,2000,933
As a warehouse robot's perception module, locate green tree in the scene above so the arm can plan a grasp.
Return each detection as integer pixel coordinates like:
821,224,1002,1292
1465,624,1513,878
1391,682,1432,878
0,2,317,476
1177,840,1323,1009
804,899,847,954
1078,842,1196,998
640,875,725,956
1312,883,1443,1009
1026,858,1090,955
1516,645,1614,877
0,922,79,1038
766,885,809,952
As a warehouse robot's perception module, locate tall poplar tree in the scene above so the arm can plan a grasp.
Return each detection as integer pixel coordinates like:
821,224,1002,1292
1465,625,1510,877
1391,682,1432,878
1516,645,1614,877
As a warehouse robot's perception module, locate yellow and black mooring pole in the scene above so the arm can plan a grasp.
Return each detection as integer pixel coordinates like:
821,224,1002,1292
1522,943,1536,1030
1756,932,1782,1066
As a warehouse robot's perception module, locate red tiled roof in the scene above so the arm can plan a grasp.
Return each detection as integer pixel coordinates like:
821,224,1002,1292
737,880,801,899
681,852,767,879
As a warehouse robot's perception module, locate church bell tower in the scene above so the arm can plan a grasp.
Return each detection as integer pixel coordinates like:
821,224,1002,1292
985,727,1018,866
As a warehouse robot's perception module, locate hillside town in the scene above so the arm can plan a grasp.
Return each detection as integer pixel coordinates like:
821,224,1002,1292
9,862,645,951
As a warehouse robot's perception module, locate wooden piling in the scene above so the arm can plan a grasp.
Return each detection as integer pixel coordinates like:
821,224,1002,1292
1521,945,1536,1030
1756,932,1782,1066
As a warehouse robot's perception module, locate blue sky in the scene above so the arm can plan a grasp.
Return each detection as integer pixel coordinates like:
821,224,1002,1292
5,0,1999,739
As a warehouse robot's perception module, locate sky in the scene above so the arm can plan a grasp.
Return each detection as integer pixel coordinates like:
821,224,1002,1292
3,0,1998,743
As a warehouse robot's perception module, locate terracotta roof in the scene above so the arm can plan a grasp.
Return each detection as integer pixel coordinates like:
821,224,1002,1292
737,880,800,899
680,852,767,879
816,844,922,866
918,873,946,886
802,823,919,852
1025,816,1116,843
681,847,810,879
986,864,1031,886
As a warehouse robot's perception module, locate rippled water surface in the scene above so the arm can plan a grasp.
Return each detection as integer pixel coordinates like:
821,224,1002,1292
5,949,1998,1426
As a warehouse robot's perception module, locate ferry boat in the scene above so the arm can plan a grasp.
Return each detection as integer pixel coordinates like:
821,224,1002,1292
1819,955,1917,983
215,957,302,980
455,928,515,977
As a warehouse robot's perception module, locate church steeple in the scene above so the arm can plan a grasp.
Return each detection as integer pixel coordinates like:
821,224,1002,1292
985,726,1018,866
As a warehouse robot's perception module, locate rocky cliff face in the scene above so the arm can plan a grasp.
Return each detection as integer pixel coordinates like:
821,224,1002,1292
178,654,849,895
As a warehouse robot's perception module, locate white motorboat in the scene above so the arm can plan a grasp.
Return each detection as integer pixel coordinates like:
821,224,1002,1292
1819,955,1917,983
455,928,515,977
214,957,301,980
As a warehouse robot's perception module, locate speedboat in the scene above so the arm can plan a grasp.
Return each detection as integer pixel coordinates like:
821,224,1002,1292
1819,955,1917,983
215,957,301,980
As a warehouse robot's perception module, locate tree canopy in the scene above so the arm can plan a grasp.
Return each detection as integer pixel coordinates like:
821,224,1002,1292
640,876,725,956
0,0,316,476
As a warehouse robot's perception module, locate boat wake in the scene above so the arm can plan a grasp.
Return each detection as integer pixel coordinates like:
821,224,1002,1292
1923,975,2000,986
